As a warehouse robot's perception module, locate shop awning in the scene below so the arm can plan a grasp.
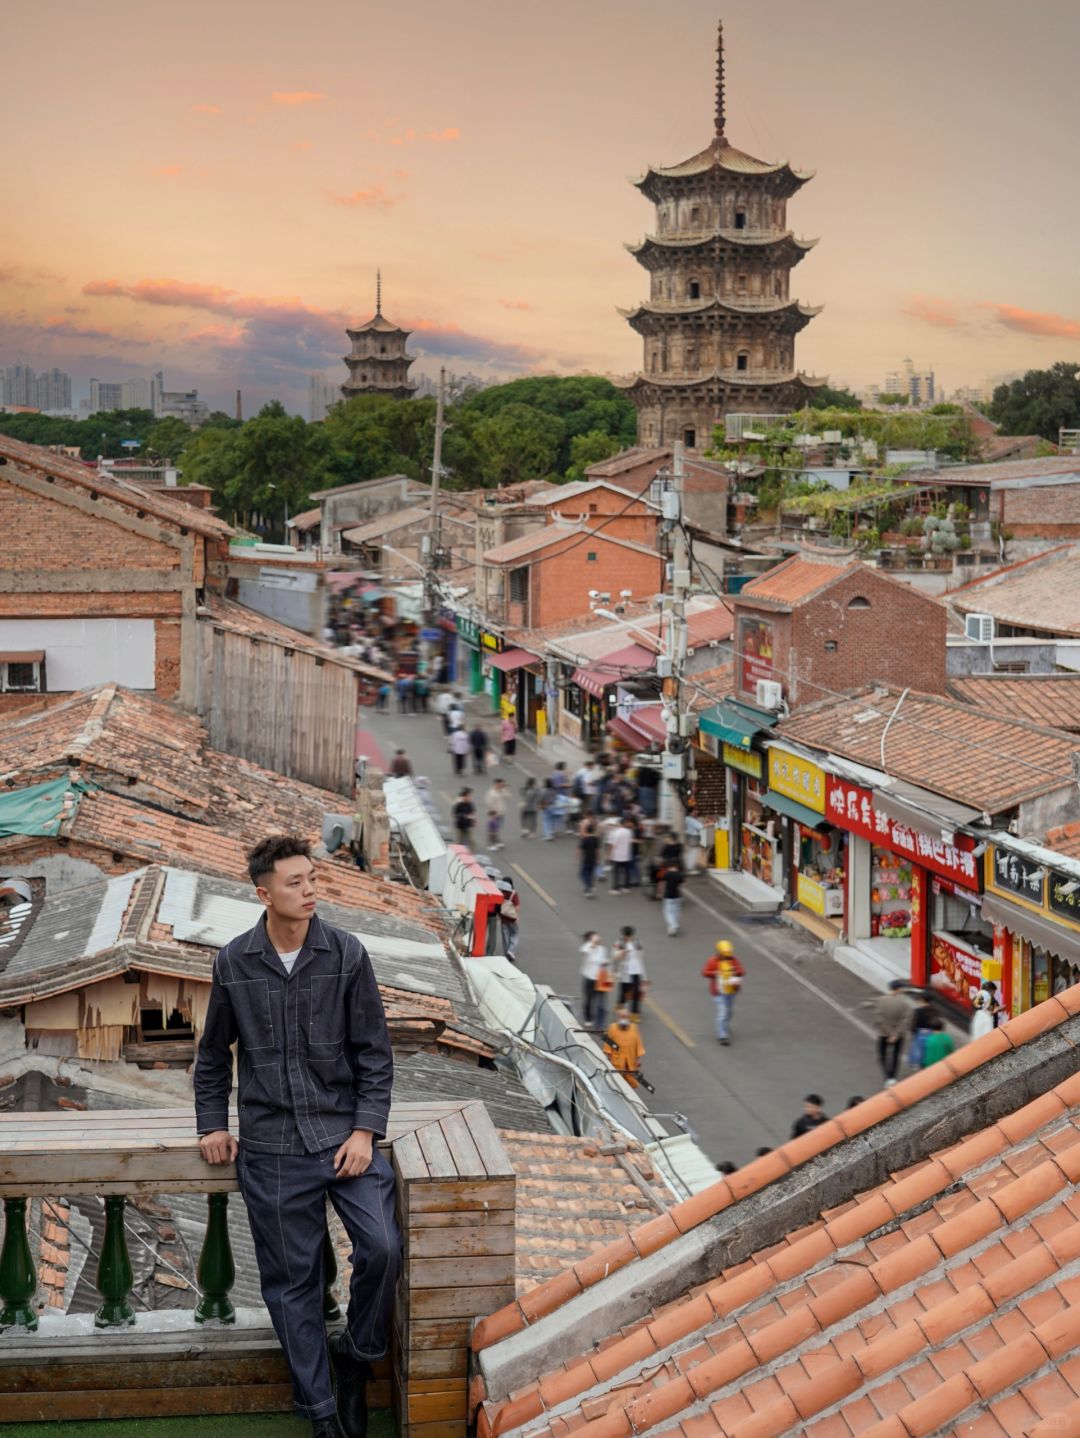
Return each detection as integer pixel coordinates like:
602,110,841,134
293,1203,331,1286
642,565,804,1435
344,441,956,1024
488,647,539,673
571,665,610,699
699,699,776,750
607,717,649,752
762,790,830,831
982,892,1080,966
571,644,655,699
873,782,982,839
627,703,666,745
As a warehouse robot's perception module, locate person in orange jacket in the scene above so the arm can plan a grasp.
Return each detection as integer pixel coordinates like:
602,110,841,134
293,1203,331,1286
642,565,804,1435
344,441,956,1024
702,939,745,1046
604,1008,646,1088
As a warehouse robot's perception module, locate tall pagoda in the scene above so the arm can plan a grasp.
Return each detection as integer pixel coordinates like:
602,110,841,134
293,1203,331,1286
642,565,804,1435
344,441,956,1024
341,272,417,403
618,22,823,451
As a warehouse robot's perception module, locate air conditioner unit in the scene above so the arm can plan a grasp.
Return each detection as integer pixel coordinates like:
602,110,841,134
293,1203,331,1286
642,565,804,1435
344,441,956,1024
756,679,783,709
965,613,995,643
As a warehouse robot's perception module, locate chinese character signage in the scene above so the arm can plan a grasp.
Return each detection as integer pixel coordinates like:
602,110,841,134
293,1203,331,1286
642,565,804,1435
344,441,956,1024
740,616,775,693
825,775,979,889
458,617,479,645
768,746,826,814
723,743,763,779
987,845,1046,906
1048,869,1080,926
480,630,503,653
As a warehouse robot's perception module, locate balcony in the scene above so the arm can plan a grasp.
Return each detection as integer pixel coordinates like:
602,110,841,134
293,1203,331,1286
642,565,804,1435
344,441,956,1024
0,1102,515,1432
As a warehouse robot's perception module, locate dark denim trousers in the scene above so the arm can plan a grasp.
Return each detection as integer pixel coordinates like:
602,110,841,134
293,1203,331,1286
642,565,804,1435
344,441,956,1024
238,1146,402,1420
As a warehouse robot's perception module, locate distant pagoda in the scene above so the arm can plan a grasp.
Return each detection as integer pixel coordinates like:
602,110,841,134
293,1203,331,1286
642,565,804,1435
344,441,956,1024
618,21,824,451
341,272,417,402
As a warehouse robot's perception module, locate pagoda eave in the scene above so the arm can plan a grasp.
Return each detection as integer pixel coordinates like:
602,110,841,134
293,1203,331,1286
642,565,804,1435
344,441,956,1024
620,299,822,331
616,370,827,396
627,231,817,262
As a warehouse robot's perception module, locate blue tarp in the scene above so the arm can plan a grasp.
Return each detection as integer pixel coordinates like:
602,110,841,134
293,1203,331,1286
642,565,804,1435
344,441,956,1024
0,778,94,838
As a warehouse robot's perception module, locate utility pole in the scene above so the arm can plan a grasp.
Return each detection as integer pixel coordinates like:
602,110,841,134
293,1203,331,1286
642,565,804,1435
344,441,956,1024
424,366,447,619
660,440,691,838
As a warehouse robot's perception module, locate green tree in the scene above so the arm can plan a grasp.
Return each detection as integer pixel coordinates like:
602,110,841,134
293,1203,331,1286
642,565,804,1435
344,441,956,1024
807,385,862,410
178,426,247,507
472,403,565,486
988,362,1080,441
565,429,622,480
146,417,194,461
876,393,910,407
459,376,636,473
229,403,332,538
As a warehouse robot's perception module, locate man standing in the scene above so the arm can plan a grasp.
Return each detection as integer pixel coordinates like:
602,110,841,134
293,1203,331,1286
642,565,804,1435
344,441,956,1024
449,725,470,776
486,777,508,852
613,926,647,1018
469,723,489,776
791,1093,828,1139
452,788,476,847
604,1008,646,1089
579,931,609,1029
871,979,911,1087
701,940,745,1045
578,817,600,898
607,817,634,894
195,836,399,1438
661,854,684,937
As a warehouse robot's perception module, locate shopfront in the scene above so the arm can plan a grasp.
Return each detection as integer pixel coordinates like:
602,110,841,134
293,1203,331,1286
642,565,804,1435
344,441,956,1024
456,616,485,697
983,844,1080,1017
762,746,832,917
486,646,543,728
699,701,777,872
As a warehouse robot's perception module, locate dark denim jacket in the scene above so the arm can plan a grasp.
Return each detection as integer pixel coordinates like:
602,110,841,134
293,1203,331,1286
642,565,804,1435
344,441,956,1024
194,912,393,1154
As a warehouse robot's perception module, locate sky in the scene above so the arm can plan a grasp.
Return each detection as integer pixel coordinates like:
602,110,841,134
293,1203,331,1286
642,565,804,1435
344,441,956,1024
3,0,1080,414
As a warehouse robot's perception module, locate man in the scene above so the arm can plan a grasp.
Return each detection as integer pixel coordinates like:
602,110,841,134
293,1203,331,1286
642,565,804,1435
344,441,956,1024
469,723,489,776
604,1008,646,1088
613,925,647,1018
871,979,911,1087
578,817,600,898
449,725,470,777
607,817,634,894
701,939,745,1045
579,931,609,1029
452,788,476,847
446,693,466,733
661,855,684,937
486,777,508,852
195,835,399,1438
389,749,413,779
791,1093,828,1139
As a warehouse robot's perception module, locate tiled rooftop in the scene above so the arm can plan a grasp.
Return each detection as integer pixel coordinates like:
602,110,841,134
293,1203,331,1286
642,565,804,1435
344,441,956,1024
738,554,856,609
950,550,1080,637
776,685,1080,813
473,987,1080,1438
948,674,1080,733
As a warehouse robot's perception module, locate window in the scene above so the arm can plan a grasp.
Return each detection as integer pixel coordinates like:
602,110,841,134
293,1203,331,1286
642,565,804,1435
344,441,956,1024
847,596,871,610
588,503,598,514
736,351,749,372
824,640,838,652
587,552,598,562
736,274,748,295
509,567,529,603
688,279,701,300
735,209,747,230
683,428,696,449
690,206,700,224
0,655,44,693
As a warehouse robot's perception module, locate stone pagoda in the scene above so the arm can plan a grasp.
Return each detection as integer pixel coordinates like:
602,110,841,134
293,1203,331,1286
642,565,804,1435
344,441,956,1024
341,272,417,403
618,22,823,452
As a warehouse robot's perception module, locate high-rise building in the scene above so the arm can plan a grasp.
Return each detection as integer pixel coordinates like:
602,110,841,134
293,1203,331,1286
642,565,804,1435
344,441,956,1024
882,359,935,406
0,362,72,410
86,370,165,415
309,372,341,422
89,378,124,412
341,272,417,403
618,22,824,451
158,389,209,425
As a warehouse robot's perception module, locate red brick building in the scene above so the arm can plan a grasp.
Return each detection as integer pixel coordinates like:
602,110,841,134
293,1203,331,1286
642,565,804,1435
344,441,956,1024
733,549,947,708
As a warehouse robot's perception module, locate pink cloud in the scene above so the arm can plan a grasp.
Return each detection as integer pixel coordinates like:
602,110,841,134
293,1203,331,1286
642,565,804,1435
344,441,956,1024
43,316,147,344
904,294,962,329
426,127,460,143
154,164,185,178
981,302,1080,340
327,186,402,211
271,91,325,106
290,140,313,152
193,104,222,115
499,298,537,312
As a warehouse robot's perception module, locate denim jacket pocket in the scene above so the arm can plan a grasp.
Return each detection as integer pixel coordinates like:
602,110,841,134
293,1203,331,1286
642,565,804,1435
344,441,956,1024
227,977,275,1052
308,973,347,1050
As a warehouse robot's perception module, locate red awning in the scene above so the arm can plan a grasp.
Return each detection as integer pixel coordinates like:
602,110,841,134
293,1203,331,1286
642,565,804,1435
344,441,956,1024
607,717,650,752
488,647,538,673
627,704,667,745
571,643,655,699
571,665,608,699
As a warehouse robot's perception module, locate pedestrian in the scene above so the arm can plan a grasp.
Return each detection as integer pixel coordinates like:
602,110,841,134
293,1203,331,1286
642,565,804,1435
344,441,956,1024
501,710,518,759
413,673,429,713
969,991,996,1041
871,979,910,1087
449,725,470,776
650,828,682,899
613,925,647,1017
626,811,643,888
396,672,413,715
469,723,489,776
538,779,558,841
921,1016,955,1067
376,681,390,713
579,817,600,898
604,1008,646,1088
701,939,745,1045
195,834,400,1438
907,992,936,1071
452,788,475,847
607,816,634,893
520,777,539,838
791,1093,828,1139
486,777,508,851
389,748,413,778
447,694,466,732
579,931,608,1027
661,855,684,936
499,884,521,962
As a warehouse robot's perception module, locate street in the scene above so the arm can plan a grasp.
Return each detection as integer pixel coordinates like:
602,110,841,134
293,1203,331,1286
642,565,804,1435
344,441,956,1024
363,698,887,1167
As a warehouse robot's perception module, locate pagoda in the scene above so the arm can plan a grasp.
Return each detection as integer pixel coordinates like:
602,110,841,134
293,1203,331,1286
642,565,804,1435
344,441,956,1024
341,272,417,402
618,22,824,451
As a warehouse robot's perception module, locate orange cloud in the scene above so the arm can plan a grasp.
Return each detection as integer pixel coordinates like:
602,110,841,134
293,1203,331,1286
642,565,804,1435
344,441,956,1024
327,186,402,211
272,91,325,106
193,104,222,115
290,140,313,152
499,298,537,312
154,164,184,178
981,302,1080,340
426,127,460,143
904,294,961,329
84,277,239,310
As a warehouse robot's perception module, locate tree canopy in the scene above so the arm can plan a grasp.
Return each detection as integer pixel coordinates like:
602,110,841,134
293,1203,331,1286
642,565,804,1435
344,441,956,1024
988,362,1080,441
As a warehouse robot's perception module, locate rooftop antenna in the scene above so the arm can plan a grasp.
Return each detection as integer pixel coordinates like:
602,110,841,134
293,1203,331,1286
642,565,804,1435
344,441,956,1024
375,269,382,316
715,18,726,139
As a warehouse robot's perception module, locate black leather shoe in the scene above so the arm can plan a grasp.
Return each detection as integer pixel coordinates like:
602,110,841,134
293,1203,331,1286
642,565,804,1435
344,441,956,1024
329,1330,371,1438
311,1418,345,1438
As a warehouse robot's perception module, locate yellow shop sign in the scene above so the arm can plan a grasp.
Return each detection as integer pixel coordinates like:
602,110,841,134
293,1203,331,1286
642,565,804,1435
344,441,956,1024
768,746,826,814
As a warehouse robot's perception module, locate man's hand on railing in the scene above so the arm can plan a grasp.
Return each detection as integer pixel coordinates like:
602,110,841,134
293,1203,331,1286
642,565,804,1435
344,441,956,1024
199,1130,239,1165
334,1129,374,1178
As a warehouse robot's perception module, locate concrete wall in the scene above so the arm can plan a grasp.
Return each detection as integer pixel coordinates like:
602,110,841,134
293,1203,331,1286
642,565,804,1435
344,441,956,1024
236,571,323,637
946,639,1061,677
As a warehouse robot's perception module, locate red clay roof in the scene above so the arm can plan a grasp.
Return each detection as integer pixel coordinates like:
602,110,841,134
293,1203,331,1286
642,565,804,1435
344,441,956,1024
950,550,1080,638
948,674,1080,733
738,554,858,608
776,685,1080,813
473,986,1080,1438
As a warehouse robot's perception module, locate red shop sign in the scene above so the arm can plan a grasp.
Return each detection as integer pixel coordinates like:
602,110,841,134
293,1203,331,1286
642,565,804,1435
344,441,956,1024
825,775,979,889
930,933,982,1009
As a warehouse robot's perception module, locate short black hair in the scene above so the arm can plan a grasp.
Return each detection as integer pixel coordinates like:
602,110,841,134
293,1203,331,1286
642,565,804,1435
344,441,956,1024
620,925,635,937
804,1093,824,1107
247,835,313,887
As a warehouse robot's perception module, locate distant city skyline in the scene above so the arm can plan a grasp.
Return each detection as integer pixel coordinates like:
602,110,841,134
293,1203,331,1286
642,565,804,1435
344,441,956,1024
2,0,1079,416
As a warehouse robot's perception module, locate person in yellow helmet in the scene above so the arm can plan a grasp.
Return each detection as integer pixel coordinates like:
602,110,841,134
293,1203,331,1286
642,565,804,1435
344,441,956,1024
701,939,745,1045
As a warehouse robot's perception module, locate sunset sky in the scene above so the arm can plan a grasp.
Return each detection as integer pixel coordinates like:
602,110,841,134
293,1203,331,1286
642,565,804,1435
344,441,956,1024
3,0,1079,413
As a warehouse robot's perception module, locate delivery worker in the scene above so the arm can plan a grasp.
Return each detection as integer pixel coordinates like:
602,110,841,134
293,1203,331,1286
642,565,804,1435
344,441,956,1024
701,939,745,1045
604,1007,646,1089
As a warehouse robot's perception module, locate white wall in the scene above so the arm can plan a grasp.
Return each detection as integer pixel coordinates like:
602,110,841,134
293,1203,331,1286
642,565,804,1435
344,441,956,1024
0,619,155,690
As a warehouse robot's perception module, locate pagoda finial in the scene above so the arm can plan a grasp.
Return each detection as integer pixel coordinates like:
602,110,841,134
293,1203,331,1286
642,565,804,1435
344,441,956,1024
715,19,726,138
375,269,382,315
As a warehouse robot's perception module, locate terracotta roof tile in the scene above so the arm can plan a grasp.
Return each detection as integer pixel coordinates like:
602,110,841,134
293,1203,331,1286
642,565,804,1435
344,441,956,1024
738,553,860,608
949,674,1080,733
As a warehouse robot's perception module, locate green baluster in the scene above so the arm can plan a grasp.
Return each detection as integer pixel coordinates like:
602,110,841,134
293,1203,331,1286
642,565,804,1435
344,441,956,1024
195,1192,236,1324
95,1195,135,1327
323,1221,341,1321
0,1198,38,1331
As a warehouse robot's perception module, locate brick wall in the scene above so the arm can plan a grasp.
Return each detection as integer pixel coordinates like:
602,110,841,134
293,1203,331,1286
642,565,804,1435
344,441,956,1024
0,478,179,571
1001,484,1080,536
155,619,183,698
529,537,662,628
